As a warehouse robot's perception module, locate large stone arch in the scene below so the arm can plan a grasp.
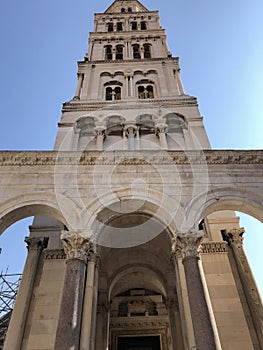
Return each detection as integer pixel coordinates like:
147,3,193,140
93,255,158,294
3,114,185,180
86,187,186,239
183,187,263,230
0,191,82,234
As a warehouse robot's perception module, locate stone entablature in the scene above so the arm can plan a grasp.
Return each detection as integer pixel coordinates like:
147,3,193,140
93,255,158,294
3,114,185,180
0,150,262,166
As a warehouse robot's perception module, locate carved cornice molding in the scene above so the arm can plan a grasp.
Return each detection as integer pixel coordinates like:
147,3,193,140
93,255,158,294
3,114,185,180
44,249,66,260
201,242,228,254
0,150,262,167
62,97,198,111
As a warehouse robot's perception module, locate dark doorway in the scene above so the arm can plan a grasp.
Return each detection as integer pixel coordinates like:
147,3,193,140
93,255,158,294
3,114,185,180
117,335,161,350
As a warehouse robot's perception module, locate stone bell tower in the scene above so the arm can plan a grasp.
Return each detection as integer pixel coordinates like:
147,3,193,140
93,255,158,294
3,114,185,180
2,1,263,350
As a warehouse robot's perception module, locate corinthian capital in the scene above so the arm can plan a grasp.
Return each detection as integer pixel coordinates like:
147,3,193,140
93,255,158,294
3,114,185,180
222,227,245,248
155,119,167,135
25,236,48,251
172,230,204,260
61,231,92,262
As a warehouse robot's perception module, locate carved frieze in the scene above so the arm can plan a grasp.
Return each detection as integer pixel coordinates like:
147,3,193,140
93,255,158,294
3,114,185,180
0,150,262,166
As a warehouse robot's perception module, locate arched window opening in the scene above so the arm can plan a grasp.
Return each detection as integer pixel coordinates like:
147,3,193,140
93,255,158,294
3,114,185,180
115,87,121,100
117,22,123,31
128,7,132,12
107,23,113,32
133,44,141,59
165,114,187,133
121,8,125,13
141,21,147,30
105,45,113,60
131,22,138,30
105,83,122,101
144,44,151,58
137,84,154,99
106,87,113,101
136,115,155,135
116,45,124,60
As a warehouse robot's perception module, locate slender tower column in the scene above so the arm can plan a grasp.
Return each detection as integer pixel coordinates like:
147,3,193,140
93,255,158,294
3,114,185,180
175,69,185,95
4,236,47,350
124,124,137,150
74,73,84,100
223,228,263,348
172,231,218,350
95,124,106,151
155,120,168,149
54,231,92,350
80,249,99,350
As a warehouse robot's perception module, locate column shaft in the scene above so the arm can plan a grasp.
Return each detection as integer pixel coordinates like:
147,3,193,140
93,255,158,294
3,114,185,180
3,237,46,350
183,256,217,350
74,74,84,99
80,258,96,350
54,259,86,350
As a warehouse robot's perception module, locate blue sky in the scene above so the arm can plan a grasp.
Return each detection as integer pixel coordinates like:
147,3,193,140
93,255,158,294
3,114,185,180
0,0,262,297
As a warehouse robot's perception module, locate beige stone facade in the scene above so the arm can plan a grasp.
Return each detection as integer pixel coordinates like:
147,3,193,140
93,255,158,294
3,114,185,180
1,1,263,349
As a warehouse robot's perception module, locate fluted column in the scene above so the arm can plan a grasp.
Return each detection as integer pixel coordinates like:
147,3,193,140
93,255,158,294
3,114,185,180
74,73,84,100
172,231,218,350
54,231,92,350
4,236,47,350
80,250,99,350
223,228,263,348
155,119,168,149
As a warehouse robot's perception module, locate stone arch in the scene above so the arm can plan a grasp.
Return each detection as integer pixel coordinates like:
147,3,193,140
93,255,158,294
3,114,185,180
184,187,263,231
87,189,185,240
109,264,168,299
0,191,81,235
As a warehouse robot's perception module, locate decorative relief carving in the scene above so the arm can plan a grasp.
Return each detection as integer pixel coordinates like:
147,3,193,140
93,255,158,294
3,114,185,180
0,150,262,166
172,230,204,260
60,231,93,262
201,241,228,254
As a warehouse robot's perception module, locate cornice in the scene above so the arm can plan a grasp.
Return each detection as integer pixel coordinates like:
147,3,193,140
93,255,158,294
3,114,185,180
201,242,228,254
78,56,179,66
44,249,66,260
62,96,197,112
0,150,262,167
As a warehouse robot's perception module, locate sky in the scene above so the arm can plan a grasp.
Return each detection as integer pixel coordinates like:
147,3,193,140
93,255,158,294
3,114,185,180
0,0,262,299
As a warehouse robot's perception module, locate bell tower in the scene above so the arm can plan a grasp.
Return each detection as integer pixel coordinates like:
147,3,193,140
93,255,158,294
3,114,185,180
54,0,210,153
2,1,263,350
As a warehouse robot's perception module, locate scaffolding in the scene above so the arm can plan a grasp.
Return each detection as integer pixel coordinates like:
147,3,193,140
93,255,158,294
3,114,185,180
0,272,22,349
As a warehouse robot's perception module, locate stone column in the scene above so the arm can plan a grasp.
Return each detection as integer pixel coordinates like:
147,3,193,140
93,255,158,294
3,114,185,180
74,73,84,100
124,124,137,150
90,256,100,350
155,119,168,149
175,69,185,95
4,236,47,350
95,124,106,151
223,228,263,348
172,231,218,350
80,250,99,350
54,231,92,350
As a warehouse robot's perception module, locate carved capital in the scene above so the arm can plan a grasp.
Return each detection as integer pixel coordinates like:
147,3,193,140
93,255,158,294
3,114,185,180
124,124,137,138
155,119,167,135
94,124,106,136
222,227,245,248
61,231,92,262
25,236,48,251
172,230,204,260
